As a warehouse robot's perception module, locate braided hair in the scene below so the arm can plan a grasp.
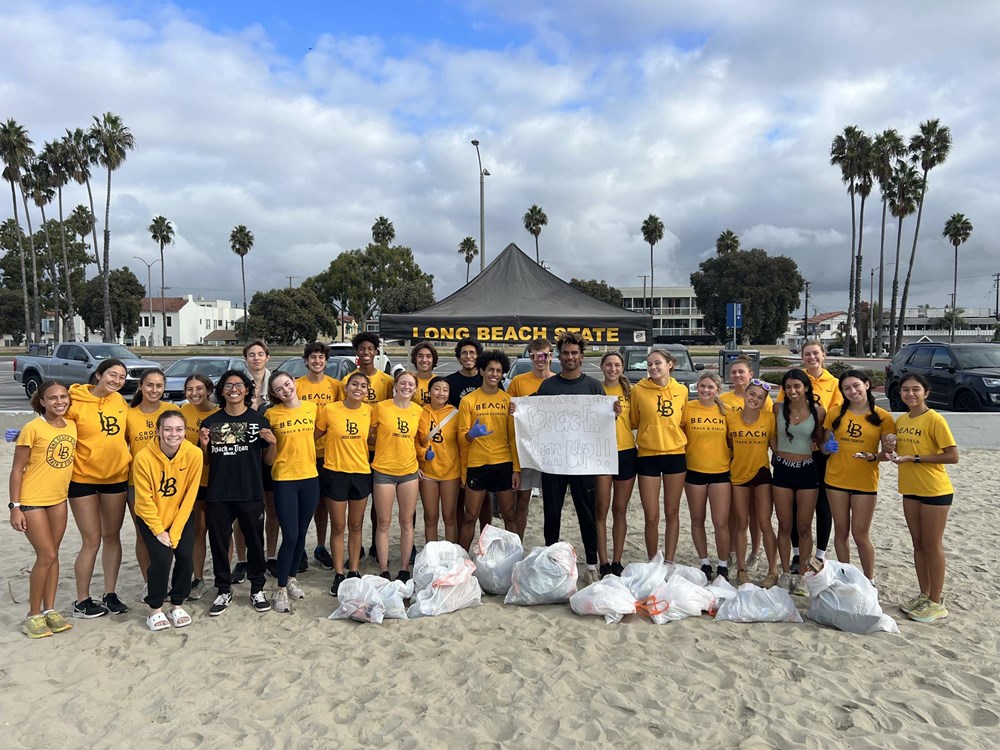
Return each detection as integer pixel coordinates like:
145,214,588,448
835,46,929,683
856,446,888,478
832,369,882,431
781,368,822,444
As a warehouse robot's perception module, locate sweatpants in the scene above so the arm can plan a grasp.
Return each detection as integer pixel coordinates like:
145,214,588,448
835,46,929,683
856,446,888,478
791,450,832,553
206,500,266,594
138,519,195,609
274,478,320,587
541,473,598,565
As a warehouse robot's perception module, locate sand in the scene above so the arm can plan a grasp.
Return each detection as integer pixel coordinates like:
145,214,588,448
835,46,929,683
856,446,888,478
1,423,999,747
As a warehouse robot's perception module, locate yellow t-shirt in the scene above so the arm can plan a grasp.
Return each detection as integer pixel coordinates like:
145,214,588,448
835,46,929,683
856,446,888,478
14,417,77,507
629,378,688,457
181,402,219,488
720,390,774,413
296,375,344,458
508,371,551,398
728,410,775,485
602,382,636,451
823,406,896,493
684,400,731,474
126,402,176,485
370,400,422,476
457,388,520,471
776,369,844,412
316,402,372,474
417,405,460,481
344,369,394,405
895,409,956,497
415,374,436,406
267,402,319,481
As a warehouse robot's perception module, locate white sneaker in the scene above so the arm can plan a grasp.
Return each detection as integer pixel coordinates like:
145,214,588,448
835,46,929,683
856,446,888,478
251,590,271,613
584,568,600,585
273,589,292,613
187,579,205,601
792,575,808,597
778,572,792,591
746,551,761,570
287,579,305,600
208,592,232,617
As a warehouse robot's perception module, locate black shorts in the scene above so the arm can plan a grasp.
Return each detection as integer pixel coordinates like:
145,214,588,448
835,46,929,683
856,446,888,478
637,453,686,477
615,448,638,481
737,466,772,488
825,484,876,497
466,462,513,493
21,500,66,512
771,455,819,490
321,469,372,501
685,470,730,486
68,480,128,498
903,493,954,507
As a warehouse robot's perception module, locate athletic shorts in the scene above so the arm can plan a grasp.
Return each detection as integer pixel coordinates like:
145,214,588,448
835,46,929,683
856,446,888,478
615,448,638,482
322,469,372,501
21,500,65,512
685,469,730,486
637,453,686,477
825,484,876,497
68,480,128,498
903,493,953,507
519,467,543,492
736,466,772,488
771,455,819,490
372,470,420,486
466,462,514,493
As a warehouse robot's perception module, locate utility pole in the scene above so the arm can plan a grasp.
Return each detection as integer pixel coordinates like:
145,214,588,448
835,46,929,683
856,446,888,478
802,281,810,347
286,276,300,289
638,275,649,314
993,273,1000,321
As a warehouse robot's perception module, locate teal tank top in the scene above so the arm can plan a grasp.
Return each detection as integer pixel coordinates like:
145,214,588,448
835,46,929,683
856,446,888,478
775,409,816,454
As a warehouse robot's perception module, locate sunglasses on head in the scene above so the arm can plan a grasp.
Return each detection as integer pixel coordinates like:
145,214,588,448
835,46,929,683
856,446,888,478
749,378,771,392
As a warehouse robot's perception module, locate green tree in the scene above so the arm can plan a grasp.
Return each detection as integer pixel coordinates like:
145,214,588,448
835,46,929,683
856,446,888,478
0,118,35,343
887,160,921,353
78,266,144,339
0,287,26,344
23,157,59,339
90,112,136,340
67,204,96,259
380,278,435,315
246,287,337,345
830,125,868,356
715,229,740,255
148,216,174,346
942,213,973,343
896,119,952,352
690,247,804,344
522,204,548,264
458,236,478,284
641,214,664,318
569,278,623,306
63,127,103,277
933,307,965,331
871,129,906,353
229,224,254,336
372,216,395,246
42,138,77,340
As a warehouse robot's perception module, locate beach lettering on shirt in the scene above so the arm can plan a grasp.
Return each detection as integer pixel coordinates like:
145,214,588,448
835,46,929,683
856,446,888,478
100,412,121,435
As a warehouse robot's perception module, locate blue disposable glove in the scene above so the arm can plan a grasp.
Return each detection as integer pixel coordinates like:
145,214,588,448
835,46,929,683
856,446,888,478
823,436,839,454
425,446,435,461
5,428,20,443
468,418,492,439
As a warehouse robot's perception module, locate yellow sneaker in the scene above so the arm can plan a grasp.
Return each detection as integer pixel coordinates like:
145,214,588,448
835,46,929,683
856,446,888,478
44,610,73,633
24,614,53,639
761,571,780,589
900,593,929,614
909,598,948,623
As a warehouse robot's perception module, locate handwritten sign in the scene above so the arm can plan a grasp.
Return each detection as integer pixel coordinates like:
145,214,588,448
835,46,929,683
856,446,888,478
512,395,619,474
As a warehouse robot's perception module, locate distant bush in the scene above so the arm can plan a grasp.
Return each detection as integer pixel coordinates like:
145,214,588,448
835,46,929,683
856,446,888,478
760,356,792,367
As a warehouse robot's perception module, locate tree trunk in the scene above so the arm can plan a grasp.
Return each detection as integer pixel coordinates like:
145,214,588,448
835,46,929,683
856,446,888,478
876,197,888,355
855,193,868,357
102,167,113,341
466,260,470,285
57,186,76,341
160,240,167,346
85,176,102,277
888,217,905,354
534,235,540,265
240,255,247,338
896,172,928,352
10,182,34,344
845,184,857,357
21,191,43,344
649,243,655,322
950,243,959,342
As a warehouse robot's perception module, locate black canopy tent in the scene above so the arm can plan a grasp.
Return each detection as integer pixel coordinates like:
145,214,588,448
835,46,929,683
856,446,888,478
379,243,652,345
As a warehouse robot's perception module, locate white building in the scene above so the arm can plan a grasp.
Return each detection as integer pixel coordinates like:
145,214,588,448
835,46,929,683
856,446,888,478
619,285,711,342
131,295,244,347
780,311,847,351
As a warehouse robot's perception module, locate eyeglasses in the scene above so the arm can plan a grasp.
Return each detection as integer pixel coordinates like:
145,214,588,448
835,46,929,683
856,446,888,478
223,382,247,392
533,353,550,361
749,378,771,392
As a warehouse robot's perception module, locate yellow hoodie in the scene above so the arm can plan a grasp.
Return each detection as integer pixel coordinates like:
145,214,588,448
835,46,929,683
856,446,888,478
629,377,688,456
67,384,131,484
132,440,203,546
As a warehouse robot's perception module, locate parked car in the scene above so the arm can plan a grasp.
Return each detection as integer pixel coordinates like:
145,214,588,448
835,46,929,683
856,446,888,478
161,357,248,401
14,342,160,398
621,344,703,394
885,342,1000,412
827,347,845,356
501,357,562,391
274,355,357,381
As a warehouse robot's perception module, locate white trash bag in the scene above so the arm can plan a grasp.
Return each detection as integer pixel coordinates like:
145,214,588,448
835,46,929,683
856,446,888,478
663,574,718,616
709,576,739,605
569,576,636,624
621,551,670,600
413,540,471,592
805,560,898,634
714,583,803,623
328,577,386,624
407,559,483,619
472,524,523,595
504,542,579,606
369,576,414,620
664,562,709,587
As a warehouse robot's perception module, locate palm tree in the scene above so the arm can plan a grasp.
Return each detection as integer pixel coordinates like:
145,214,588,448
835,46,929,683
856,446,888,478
522,204,548,264
942,213,973,343
896,119,951,352
0,118,35,343
90,112,136,340
148,216,175,346
886,160,920,353
64,127,103,277
715,229,740,255
371,216,395,246
43,139,76,340
830,125,866,356
851,133,874,356
68,204,95,257
871,129,906,353
458,236,478,284
230,224,254,336
641,214,664,318
24,158,60,341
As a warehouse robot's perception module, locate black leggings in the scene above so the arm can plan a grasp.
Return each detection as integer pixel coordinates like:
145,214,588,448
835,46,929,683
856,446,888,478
791,451,831,552
274,478,320,587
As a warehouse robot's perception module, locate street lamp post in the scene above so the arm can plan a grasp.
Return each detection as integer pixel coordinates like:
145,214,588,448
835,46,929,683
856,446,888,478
471,139,489,274
133,255,161,348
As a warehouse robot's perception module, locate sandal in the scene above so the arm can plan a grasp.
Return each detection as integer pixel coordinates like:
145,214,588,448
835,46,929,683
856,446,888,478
146,612,170,631
168,607,192,628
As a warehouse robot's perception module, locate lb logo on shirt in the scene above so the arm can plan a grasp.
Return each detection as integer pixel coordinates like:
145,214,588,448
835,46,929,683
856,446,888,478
345,419,359,436
656,396,674,418
430,421,444,444
396,417,410,434
99,412,121,435
45,434,76,468
846,420,863,439
159,473,178,497
367,386,377,402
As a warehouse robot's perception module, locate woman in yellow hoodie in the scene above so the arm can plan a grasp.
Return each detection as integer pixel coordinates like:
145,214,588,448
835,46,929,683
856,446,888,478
132,410,203,631
630,349,688,562
67,359,133,619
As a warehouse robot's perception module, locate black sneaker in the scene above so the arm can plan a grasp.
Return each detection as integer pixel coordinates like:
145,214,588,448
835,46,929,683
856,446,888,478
716,566,730,582
298,552,309,573
232,562,248,584
329,573,346,597
102,592,129,615
380,570,391,580
346,570,361,579
209,592,232,616
790,554,800,575
72,597,109,619
701,564,714,581
599,563,613,579
265,558,278,578
251,590,271,613
314,547,334,570
396,570,411,583
610,561,624,577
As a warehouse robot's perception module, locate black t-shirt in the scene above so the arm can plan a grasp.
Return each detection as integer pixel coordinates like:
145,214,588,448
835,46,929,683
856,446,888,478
446,371,483,408
202,407,271,502
535,372,604,396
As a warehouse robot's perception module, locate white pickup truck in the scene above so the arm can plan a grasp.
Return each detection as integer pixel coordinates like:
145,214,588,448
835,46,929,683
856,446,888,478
13,343,161,398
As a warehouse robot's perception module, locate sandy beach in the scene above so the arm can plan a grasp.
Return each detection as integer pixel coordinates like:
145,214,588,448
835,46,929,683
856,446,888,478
1,418,999,748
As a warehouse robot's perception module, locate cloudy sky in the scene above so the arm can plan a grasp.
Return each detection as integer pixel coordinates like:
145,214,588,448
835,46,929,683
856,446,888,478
3,0,999,320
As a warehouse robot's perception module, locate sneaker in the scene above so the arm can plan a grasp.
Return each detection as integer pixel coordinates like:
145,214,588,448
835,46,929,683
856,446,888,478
272,589,291,613
761,571,780,589
909,598,948,623
792,576,808,597
298,553,309,573
330,573,346,597
584,568,600,585
137,582,148,603
251,590,272,613
737,569,751,585
208,592,232,617
25,614,53,639
44,611,73,633
727,552,738,570
610,562,624,577
396,570,412,583
346,570,361,579
102,592,129,615
287,579,306,600
187,579,205,601
790,554,800,575
232,562,248,584
701,563,714,581
900,593,929,614
716,566,730,582
266,558,278,578
73,597,109,619
599,563,613,579
746,551,761,570
778,572,793,591
380,570,391,580
314,547,334,570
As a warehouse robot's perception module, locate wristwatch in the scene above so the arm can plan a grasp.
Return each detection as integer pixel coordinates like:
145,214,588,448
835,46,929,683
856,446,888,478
913,455,921,463
8,501,20,510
